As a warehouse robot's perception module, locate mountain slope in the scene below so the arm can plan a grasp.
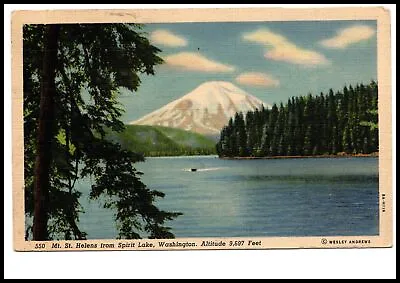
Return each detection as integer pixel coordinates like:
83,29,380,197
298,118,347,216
130,81,269,135
107,125,216,157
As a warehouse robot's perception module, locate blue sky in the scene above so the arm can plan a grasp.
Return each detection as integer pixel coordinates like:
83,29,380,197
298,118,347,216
119,20,377,123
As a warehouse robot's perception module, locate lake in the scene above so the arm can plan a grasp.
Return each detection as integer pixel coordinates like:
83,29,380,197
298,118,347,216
76,156,379,239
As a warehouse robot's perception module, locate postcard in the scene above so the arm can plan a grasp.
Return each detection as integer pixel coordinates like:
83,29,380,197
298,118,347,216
12,7,392,251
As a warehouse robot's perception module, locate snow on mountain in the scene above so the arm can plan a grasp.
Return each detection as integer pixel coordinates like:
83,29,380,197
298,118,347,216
130,81,270,135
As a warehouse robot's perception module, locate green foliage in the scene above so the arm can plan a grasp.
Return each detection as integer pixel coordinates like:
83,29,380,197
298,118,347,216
217,81,379,157
107,125,216,157
24,23,181,240
360,109,378,130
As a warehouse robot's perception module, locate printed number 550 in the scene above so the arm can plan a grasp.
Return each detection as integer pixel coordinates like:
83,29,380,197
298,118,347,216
35,243,46,249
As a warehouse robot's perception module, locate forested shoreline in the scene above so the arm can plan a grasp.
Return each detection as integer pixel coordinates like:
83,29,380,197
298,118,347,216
216,81,378,158
106,124,216,157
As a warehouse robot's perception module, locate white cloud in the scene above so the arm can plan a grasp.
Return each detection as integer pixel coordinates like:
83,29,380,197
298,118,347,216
243,28,330,66
319,25,376,49
163,52,235,73
150,29,187,47
236,72,279,88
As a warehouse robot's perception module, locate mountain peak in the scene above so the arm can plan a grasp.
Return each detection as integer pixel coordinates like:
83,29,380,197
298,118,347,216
131,81,269,135
197,80,239,88
190,81,247,96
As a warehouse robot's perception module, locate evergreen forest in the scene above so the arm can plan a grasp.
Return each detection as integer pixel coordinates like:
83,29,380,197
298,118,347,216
216,82,378,158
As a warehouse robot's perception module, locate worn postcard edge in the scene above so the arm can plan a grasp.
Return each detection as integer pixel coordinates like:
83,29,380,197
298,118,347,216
11,7,392,251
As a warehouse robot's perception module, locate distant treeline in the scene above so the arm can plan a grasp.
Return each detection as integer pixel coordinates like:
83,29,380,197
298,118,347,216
216,81,378,158
107,124,216,157
145,147,216,157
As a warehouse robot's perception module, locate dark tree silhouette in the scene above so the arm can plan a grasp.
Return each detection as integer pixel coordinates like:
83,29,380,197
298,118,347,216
24,24,181,240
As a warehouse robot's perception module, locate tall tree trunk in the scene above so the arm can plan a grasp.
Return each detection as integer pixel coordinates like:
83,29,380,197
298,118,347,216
33,25,60,240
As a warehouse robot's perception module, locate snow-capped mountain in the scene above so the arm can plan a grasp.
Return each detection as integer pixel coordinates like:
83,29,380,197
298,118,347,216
130,81,270,135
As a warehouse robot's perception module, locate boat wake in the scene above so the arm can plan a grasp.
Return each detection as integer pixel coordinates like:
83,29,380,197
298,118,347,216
183,167,225,172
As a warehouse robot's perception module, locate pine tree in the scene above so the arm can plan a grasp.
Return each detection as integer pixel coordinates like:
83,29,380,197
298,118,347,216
228,118,238,156
342,124,352,153
246,111,257,156
270,103,284,156
234,112,247,157
303,125,313,155
24,24,181,240
260,124,271,156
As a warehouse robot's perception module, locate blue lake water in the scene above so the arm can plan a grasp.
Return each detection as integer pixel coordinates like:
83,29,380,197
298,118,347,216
76,156,379,239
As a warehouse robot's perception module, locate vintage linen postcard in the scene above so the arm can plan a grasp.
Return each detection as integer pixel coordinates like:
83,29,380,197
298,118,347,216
12,7,392,251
